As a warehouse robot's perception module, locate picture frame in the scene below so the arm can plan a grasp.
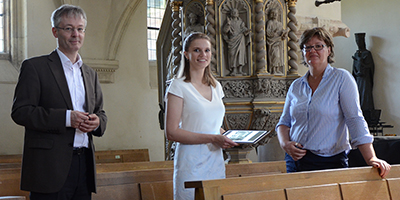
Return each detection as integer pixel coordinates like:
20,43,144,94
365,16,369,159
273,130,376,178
223,130,269,144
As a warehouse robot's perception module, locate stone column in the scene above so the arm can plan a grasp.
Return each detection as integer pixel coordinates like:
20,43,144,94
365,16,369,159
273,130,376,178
12,0,28,69
286,0,298,75
255,0,268,74
205,0,217,75
170,1,183,78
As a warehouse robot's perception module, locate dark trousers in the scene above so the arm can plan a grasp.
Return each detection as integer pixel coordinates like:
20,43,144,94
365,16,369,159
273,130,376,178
30,148,92,200
285,150,348,173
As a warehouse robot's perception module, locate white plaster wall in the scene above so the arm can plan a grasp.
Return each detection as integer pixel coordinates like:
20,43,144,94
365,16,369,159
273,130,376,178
334,0,399,135
0,0,165,161
93,0,165,161
296,0,341,21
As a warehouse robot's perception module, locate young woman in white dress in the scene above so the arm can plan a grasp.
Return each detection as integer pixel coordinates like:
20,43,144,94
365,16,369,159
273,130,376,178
165,32,238,199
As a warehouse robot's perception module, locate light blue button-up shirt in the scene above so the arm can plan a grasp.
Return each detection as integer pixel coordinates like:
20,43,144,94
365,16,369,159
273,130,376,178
276,64,373,157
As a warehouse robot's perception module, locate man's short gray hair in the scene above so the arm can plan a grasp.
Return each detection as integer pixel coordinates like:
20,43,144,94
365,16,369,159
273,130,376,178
51,4,87,28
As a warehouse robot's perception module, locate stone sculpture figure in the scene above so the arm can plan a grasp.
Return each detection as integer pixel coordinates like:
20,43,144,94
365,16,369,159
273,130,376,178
222,8,251,76
352,33,375,118
266,9,287,75
184,13,204,38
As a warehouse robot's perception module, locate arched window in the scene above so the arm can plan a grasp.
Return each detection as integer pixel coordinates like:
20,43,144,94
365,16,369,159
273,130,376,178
147,0,166,61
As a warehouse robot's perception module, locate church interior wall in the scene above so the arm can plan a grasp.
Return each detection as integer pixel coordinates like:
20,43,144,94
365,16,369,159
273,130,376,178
334,0,399,136
0,0,397,162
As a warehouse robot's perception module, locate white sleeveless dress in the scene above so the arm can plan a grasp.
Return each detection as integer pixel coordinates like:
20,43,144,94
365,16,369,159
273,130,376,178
166,78,226,200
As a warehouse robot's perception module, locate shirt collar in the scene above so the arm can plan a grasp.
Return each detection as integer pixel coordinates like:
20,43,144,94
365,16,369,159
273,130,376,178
301,64,333,83
56,48,83,68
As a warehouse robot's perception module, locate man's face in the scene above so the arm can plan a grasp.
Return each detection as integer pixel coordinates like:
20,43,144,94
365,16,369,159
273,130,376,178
52,15,86,56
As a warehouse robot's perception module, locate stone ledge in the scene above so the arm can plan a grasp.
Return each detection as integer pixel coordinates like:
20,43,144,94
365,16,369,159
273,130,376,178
84,58,119,83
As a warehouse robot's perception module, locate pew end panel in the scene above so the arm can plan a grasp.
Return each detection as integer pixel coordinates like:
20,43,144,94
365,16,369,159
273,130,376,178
339,180,390,200
222,189,286,200
139,180,173,200
386,178,400,200
285,183,341,200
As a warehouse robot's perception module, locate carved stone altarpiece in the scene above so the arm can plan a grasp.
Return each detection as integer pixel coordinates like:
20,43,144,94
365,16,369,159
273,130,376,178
158,0,348,161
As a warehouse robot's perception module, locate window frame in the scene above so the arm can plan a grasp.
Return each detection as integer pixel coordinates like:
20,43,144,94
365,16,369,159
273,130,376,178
147,0,166,61
0,0,10,59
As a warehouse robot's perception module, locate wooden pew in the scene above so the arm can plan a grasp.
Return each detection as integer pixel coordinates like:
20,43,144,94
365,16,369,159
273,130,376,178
222,189,286,200
93,161,286,200
0,161,173,200
0,155,22,164
0,197,26,200
0,160,286,200
0,163,21,170
95,149,150,163
285,184,342,200
96,161,173,173
186,164,400,200
135,161,286,200
386,178,400,199
0,148,150,165
0,168,29,198
339,180,390,200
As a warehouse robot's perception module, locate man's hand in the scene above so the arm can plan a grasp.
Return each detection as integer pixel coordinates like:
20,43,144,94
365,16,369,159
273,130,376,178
71,111,89,129
79,114,100,133
71,111,99,133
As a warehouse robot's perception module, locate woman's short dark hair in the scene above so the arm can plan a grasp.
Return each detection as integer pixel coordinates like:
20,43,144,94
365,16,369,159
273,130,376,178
182,32,216,87
299,27,335,65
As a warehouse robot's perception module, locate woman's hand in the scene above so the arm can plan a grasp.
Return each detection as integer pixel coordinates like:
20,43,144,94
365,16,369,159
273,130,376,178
277,125,306,161
283,141,307,161
213,135,239,149
358,143,391,178
366,157,391,178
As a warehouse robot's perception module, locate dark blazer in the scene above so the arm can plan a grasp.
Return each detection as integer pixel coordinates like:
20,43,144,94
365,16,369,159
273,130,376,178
11,50,107,193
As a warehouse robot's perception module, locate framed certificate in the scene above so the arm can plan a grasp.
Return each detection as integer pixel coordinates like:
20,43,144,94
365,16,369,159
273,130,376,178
223,130,269,144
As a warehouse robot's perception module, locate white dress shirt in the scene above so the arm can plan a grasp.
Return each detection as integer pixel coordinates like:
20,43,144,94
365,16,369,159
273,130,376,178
57,48,88,148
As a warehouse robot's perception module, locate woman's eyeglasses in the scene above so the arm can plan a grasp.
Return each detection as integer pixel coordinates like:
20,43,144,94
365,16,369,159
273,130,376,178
303,44,326,52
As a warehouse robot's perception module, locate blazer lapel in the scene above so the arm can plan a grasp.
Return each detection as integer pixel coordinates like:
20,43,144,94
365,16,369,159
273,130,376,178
48,50,73,109
81,64,93,113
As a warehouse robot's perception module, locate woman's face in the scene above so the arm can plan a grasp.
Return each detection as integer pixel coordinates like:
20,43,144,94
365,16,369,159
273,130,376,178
303,36,331,69
184,38,212,71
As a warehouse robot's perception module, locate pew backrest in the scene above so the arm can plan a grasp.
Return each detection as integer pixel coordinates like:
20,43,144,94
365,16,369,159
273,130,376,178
186,164,400,200
134,161,286,200
96,161,173,173
0,155,22,164
0,149,150,165
95,149,150,163
0,169,29,199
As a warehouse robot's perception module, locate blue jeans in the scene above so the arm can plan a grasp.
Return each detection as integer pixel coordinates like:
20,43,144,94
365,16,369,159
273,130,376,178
285,150,348,173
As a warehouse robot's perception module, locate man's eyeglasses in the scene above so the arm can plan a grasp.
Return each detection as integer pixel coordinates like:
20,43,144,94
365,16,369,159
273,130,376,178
55,26,85,34
303,44,326,52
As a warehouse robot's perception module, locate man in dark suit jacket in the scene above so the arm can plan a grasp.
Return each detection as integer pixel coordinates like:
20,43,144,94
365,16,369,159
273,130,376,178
11,4,107,200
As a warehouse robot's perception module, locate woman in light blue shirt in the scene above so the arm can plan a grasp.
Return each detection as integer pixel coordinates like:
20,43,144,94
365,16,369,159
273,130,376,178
276,27,390,178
